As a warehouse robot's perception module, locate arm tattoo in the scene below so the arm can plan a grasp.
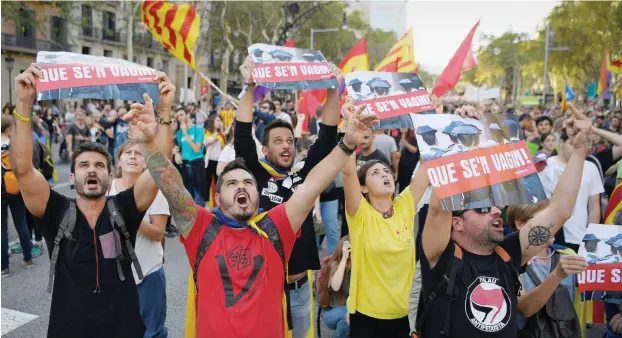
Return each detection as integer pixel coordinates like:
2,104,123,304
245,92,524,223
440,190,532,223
525,223,554,249
144,147,197,236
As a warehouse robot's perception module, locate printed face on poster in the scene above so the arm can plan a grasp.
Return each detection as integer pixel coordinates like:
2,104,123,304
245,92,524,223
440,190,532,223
411,112,547,211
577,223,622,293
345,71,435,130
248,43,339,91
35,51,160,103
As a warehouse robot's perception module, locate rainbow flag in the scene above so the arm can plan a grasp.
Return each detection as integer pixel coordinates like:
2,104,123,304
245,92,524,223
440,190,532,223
597,49,611,99
375,28,417,72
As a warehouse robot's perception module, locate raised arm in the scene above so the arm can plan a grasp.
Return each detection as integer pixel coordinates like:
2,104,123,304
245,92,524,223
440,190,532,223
518,117,590,265
285,110,379,232
10,64,50,218
340,98,363,215
237,56,256,124
234,58,263,175
320,64,342,127
422,190,452,267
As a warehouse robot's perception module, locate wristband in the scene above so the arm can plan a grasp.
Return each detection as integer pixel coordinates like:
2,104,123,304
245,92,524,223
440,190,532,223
157,117,172,125
338,137,356,155
244,81,256,87
13,109,32,122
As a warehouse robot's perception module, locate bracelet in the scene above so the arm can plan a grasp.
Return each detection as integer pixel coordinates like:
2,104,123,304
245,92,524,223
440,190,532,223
244,81,256,87
157,117,172,125
13,109,32,122
338,137,356,155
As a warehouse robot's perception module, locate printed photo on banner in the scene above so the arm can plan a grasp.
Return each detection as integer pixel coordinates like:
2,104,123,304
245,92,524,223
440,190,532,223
345,71,435,130
411,112,547,211
248,43,339,91
35,51,160,103
577,223,622,293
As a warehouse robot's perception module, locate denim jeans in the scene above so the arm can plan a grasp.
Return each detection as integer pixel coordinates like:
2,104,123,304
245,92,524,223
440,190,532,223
180,159,206,206
290,280,311,338
137,268,168,338
2,194,33,269
320,200,340,254
322,306,349,338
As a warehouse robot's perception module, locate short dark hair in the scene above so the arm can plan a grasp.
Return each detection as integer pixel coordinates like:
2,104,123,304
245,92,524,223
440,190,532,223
357,160,393,187
518,114,532,122
215,158,256,193
540,132,555,144
535,116,553,126
70,142,112,174
272,98,283,106
262,119,294,146
261,100,276,112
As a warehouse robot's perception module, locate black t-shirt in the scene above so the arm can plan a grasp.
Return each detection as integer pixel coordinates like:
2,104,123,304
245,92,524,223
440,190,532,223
67,123,90,150
356,149,391,167
98,119,113,144
35,187,146,338
419,233,523,338
234,121,338,274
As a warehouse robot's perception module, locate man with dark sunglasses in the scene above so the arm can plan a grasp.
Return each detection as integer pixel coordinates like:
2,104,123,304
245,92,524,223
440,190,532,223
414,108,592,338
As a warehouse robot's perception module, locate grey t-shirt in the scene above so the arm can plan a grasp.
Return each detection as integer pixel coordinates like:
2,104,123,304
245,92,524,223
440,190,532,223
373,134,398,165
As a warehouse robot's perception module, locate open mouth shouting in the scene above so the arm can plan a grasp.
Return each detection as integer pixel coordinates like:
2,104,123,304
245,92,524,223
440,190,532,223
85,176,100,190
383,178,392,187
279,151,291,162
491,218,504,232
235,192,250,208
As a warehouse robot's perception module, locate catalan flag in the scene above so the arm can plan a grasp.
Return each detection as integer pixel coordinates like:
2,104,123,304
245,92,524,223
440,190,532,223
561,81,575,111
597,49,611,99
610,56,622,74
375,28,417,73
142,1,200,70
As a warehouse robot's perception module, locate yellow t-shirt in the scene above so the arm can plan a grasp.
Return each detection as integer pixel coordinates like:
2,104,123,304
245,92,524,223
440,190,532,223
219,109,236,129
345,187,417,319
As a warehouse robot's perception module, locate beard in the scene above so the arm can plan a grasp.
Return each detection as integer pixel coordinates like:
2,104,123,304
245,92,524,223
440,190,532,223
219,197,256,222
75,177,110,199
484,226,504,245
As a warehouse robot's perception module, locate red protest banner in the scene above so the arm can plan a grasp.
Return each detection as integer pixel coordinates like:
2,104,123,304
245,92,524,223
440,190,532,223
251,62,334,83
37,64,157,92
577,264,622,292
423,141,537,199
355,90,433,119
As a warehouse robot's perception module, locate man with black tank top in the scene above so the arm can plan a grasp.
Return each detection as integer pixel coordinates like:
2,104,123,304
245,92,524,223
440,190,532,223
414,106,592,338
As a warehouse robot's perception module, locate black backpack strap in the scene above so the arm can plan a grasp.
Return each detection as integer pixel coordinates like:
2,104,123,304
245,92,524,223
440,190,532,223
525,264,542,287
106,198,143,281
441,244,463,336
194,216,222,293
48,200,76,293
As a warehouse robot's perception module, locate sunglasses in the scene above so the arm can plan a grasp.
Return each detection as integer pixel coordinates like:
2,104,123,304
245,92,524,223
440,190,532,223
452,207,492,217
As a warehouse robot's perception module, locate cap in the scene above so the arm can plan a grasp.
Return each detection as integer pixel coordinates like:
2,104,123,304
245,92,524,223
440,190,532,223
450,124,482,136
268,50,294,59
348,78,362,86
301,52,323,62
582,234,600,242
251,48,263,56
416,125,437,134
399,79,413,86
367,78,391,89
442,121,465,134
606,236,618,245
614,239,622,248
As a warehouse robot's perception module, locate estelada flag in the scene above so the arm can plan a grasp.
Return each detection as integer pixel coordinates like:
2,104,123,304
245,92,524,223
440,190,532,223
142,1,200,70
604,184,622,224
610,56,622,74
375,28,417,73
597,49,611,99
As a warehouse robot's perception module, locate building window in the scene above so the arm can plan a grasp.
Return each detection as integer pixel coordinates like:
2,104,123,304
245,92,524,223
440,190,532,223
133,56,138,63
104,50,113,57
50,16,66,46
102,11,116,41
123,54,128,60
162,60,169,73
147,57,154,68
82,46,91,55
17,8,36,45
81,5,93,37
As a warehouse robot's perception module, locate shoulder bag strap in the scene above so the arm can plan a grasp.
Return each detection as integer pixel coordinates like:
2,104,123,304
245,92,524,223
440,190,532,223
48,200,76,293
194,216,222,292
106,198,144,281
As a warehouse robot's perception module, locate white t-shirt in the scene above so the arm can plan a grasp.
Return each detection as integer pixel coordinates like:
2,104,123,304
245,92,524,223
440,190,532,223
108,180,170,284
275,112,293,126
205,135,224,162
538,156,604,244
218,140,264,165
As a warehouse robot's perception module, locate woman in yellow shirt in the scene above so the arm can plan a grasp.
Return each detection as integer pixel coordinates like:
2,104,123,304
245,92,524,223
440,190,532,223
341,97,428,338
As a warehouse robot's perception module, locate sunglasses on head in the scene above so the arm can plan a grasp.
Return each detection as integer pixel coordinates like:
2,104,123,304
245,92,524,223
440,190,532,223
452,207,492,217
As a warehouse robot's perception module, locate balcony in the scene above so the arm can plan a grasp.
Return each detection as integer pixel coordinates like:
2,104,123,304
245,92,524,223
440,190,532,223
79,27,122,44
133,33,167,53
1,33,73,54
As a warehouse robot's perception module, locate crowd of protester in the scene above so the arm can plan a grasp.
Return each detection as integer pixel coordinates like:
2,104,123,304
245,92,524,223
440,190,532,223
1,58,622,338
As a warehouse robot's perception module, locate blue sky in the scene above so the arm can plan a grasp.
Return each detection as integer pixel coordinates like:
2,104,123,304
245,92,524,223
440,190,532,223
405,0,560,73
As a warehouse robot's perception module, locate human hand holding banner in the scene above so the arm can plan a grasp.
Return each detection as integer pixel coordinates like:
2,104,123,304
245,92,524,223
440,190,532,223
345,71,435,130
412,112,547,211
36,51,160,103
577,224,622,293
248,43,338,90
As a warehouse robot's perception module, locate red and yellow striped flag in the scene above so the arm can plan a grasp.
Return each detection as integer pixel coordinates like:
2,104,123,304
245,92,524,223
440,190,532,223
375,28,417,73
142,1,200,70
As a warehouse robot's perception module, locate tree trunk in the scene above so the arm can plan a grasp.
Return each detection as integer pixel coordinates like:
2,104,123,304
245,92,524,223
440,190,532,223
220,47,232,96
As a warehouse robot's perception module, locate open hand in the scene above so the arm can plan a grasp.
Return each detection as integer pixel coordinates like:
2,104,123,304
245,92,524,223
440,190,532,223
454,105,481,120
341,96,356,122
343,104,380,148
330,63,343,85
611,313,622,333
240,56,255,84
15,63,43,104
552,255,588,281
123,93,157,143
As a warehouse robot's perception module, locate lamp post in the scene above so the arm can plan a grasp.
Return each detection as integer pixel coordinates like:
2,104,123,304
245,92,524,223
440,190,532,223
5,55,14,107
310,28,338,49
542,24,569,105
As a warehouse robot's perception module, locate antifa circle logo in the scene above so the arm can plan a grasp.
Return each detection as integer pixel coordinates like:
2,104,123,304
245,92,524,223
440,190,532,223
464,276,511,333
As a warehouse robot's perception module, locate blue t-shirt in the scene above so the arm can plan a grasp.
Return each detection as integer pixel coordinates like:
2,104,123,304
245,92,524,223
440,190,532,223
517,249,576,329
176,125,205,161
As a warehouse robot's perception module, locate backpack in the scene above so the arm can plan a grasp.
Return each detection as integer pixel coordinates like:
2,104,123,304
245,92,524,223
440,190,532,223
36,141,54,181
518,252,581,338
1,146,19,195
47,198,144,293
413,243,521,337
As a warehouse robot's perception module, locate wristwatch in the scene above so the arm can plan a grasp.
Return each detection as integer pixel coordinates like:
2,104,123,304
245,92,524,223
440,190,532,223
338,137,356,155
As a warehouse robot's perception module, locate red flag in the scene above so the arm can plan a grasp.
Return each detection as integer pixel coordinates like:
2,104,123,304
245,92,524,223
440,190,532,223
462,45,478,70
432,21,480,98
298,90,325,118
283,38,295,47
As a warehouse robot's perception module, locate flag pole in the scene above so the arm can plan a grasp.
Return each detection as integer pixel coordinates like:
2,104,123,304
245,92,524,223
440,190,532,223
196,71,240,108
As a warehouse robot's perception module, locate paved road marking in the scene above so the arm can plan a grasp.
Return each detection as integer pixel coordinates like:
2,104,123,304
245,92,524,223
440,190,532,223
1,308,38,335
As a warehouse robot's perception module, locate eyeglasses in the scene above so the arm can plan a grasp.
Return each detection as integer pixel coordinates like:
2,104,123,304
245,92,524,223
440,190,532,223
260,106,270,110
452,207,492,217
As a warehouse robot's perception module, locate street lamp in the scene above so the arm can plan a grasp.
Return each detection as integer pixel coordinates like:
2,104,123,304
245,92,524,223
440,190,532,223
310,28,339,50
5,55,14,107
542,24,569,105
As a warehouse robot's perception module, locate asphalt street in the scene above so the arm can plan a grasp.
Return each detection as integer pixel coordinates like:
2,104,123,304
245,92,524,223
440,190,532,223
1,143,336,338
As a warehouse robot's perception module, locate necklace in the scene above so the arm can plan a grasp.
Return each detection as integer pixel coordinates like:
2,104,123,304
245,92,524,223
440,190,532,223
382,207,394,219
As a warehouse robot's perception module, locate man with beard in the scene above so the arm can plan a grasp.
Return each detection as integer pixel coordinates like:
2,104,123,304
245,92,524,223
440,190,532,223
9,64,173,338
233,56,342,338
127,85,378,337
415,107,592,338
